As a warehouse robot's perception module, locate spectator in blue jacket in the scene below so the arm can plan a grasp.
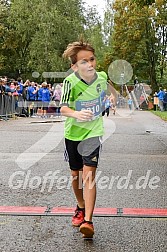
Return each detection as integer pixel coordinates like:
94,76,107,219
37,84,43,117
102,95,111,117
5,80,12,93
128,97,133,110
27,82,38,101
17,78,23,95
157,87,165,111
163,89,167,111
41,82,50,118
27,82,38,117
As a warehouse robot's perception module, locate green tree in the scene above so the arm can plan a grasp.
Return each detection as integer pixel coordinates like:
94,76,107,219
29,0,85,74
83,5,105,71
0,0,10,73
1,0,86,80
105,0,160,92
154,0,167,85
132,0,155,6
2,0,40,78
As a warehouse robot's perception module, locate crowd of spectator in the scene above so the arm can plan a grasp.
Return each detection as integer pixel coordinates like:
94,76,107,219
0,76,62,118
1,76,167,120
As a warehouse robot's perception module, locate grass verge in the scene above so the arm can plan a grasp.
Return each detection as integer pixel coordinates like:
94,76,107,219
151,110,167,121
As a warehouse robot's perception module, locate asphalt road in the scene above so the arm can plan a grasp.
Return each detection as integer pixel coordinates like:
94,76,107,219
0,109,166,252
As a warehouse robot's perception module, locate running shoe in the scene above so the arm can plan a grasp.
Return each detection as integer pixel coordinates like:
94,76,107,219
72,205,85,227
79,220,94,238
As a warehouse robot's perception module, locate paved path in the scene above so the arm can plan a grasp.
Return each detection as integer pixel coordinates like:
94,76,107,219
0,110,166,251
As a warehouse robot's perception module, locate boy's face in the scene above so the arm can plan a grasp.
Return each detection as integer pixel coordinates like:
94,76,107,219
75,50,96,80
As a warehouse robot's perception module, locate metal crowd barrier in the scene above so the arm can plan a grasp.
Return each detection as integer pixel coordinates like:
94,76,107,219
16,96,26,115
0,94,18,119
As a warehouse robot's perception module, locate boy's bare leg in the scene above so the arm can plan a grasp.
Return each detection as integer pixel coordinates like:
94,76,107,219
71,170,85,208
82,165,96,222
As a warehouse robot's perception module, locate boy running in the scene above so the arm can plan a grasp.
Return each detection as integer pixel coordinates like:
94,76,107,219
60,40,107,238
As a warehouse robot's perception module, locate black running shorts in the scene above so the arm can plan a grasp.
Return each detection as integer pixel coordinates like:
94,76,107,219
65,137,101,170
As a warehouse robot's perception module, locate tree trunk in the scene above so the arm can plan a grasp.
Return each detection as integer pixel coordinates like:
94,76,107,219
145,21,158,93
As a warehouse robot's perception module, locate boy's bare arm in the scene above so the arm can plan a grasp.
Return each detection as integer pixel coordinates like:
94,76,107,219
61,106,93,121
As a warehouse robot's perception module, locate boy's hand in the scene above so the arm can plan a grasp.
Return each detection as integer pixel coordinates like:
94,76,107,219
74,110,93,121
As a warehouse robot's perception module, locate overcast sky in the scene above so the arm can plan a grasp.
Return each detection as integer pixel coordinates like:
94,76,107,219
83,0,106,18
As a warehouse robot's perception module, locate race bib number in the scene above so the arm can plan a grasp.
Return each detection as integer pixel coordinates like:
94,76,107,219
75,97,101,121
